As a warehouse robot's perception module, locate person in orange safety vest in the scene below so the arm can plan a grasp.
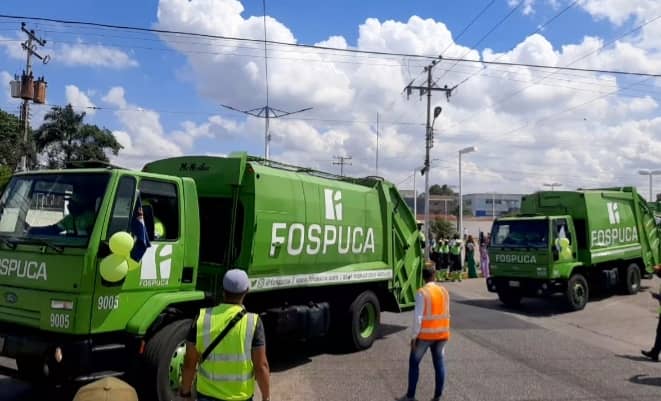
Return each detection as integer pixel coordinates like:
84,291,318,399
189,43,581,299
399,267,450,401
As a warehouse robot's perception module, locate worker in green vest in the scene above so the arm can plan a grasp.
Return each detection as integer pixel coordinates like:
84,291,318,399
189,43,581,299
436,238,448,281
642,265,661,362
141,198,166,240
180,269,271,401
449,235,463,282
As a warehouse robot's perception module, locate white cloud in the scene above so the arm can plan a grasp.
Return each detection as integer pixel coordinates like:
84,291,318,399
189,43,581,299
145,0,661,197
58,42,138,69
102,86,182,168
0,34,138,69
65,85,97,115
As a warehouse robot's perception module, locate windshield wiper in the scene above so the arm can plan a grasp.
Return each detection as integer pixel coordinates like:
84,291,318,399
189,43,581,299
8,237,64,253
0,236,17,250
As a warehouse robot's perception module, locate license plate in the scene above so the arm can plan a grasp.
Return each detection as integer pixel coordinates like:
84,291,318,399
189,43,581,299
0,336,5,353
509,280,520,288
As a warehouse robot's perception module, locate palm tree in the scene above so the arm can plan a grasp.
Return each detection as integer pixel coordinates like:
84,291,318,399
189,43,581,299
34,104,122,168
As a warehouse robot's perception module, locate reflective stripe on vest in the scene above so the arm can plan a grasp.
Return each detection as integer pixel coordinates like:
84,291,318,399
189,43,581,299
417,283,450,341
195,304,258,401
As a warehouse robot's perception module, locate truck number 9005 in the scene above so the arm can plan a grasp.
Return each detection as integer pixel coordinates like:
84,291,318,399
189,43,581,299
49,313,70,329
97,296,120,310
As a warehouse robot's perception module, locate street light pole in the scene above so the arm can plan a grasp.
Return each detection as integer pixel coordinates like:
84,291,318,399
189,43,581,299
639,170,661,201
413,168,417,219
458,146,477,240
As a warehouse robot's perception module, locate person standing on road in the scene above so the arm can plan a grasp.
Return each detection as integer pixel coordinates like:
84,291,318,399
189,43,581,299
449,235,462,282
479,235,490,278
179,269,271,401
642,265,661,362
465,235,477,279
399,267,450,401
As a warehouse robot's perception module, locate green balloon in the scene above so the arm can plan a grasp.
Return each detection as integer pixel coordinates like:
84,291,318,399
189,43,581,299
109,232,134,257
100,254,129,283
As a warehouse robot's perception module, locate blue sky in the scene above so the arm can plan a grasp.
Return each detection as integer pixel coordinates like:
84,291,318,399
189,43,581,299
1,1,660,195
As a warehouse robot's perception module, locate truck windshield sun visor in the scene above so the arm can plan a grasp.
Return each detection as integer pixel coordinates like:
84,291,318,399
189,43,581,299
492,220,548,248
0,172,110,248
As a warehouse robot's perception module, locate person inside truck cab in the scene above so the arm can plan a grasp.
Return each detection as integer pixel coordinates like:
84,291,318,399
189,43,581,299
27,192,97,236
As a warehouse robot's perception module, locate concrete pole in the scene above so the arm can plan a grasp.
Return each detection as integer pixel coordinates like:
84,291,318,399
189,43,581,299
413,169,417,219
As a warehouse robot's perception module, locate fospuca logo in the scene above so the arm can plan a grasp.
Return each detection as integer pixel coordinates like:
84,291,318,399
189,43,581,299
270,188,376,257
324,189,343,221
607,202,620,224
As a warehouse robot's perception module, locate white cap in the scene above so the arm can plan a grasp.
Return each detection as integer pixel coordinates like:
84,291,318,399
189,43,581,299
223,269,250,294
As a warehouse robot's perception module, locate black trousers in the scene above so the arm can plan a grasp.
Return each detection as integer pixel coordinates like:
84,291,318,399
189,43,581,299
652,315,661,356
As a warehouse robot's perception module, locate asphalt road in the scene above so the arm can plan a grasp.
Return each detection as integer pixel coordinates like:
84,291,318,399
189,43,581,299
2,280,661,401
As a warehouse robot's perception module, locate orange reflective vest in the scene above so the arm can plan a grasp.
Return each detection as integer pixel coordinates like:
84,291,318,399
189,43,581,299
418,283,451,341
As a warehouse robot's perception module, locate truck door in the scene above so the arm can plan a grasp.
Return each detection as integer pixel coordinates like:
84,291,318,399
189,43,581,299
90,176,184,333
133,178,184,289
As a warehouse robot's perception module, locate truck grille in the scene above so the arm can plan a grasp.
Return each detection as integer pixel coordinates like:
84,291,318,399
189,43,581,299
0,305,40,327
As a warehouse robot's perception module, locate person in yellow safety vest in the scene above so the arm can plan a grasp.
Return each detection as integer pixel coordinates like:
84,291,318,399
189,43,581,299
641,265,661,362
399,267,450,401
27,192,96,237
179,269,271,401
449,235,463,282
140,199,166,240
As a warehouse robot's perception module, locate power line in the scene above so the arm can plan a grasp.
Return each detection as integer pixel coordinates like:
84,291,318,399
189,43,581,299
434,0,523,85
449,0,580,89
1,14,660,78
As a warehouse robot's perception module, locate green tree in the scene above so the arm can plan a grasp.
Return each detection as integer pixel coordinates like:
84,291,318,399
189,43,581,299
429,184,455,196
34,104,122,169
431,218,456,239
0,108,36,172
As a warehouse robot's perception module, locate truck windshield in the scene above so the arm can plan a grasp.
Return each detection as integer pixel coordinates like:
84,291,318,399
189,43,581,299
0,173,110,247
491,219,548,248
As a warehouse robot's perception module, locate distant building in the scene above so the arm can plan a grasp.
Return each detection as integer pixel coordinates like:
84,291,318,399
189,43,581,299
401,190,457,219
463,193,523,217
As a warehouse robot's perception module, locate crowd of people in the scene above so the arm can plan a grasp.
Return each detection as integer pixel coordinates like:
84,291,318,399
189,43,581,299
428,231,491,281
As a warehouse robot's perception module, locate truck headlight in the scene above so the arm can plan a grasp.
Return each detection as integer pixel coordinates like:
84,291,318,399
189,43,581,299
51,300,74,310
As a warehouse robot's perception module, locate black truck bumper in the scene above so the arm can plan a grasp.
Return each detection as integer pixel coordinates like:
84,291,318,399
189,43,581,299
0,322,139,383
486,276,566,296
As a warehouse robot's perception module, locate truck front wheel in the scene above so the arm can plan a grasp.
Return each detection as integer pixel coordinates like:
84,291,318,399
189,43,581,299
566,273,589,311
497,290,522,307
144,319,192,401
620,263,641,295
348,290,381,350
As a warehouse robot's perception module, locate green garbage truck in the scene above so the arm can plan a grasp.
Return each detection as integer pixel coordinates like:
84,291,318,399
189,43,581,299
486,187,661,311
0,153,422,400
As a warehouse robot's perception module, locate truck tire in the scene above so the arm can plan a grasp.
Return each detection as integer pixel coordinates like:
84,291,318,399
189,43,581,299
565,273,589,311
620,263,641,295
497,290,522,307
348,290,381,350
144,319,192,401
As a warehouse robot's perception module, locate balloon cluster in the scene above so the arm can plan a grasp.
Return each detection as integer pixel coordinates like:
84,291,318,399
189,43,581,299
99,232,136,282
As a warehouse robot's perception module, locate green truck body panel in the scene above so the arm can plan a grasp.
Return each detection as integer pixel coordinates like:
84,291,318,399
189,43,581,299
489,187,660,285
0,153,422,384
143,155,421,308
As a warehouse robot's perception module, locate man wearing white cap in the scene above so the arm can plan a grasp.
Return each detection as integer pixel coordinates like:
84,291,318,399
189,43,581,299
180,269,271,401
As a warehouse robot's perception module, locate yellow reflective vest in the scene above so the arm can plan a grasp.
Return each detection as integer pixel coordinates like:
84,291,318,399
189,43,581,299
195,304,258,401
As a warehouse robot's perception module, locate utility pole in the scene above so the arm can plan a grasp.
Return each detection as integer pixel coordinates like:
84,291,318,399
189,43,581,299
18,22,49,172
333,155,352,177
221,0,310,160
404,59,454,262
375,112,380,176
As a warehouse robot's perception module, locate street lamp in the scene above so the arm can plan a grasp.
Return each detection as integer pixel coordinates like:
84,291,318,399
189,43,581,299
423,106,443,261
639,169,661,201
458,146,477,240
543,182,562,191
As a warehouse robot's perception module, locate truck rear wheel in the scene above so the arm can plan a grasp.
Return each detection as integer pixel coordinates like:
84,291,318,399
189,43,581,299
348,290,380,350
497,290,522,307
620,263,641,295
566,273,588,311
144,319,192,401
